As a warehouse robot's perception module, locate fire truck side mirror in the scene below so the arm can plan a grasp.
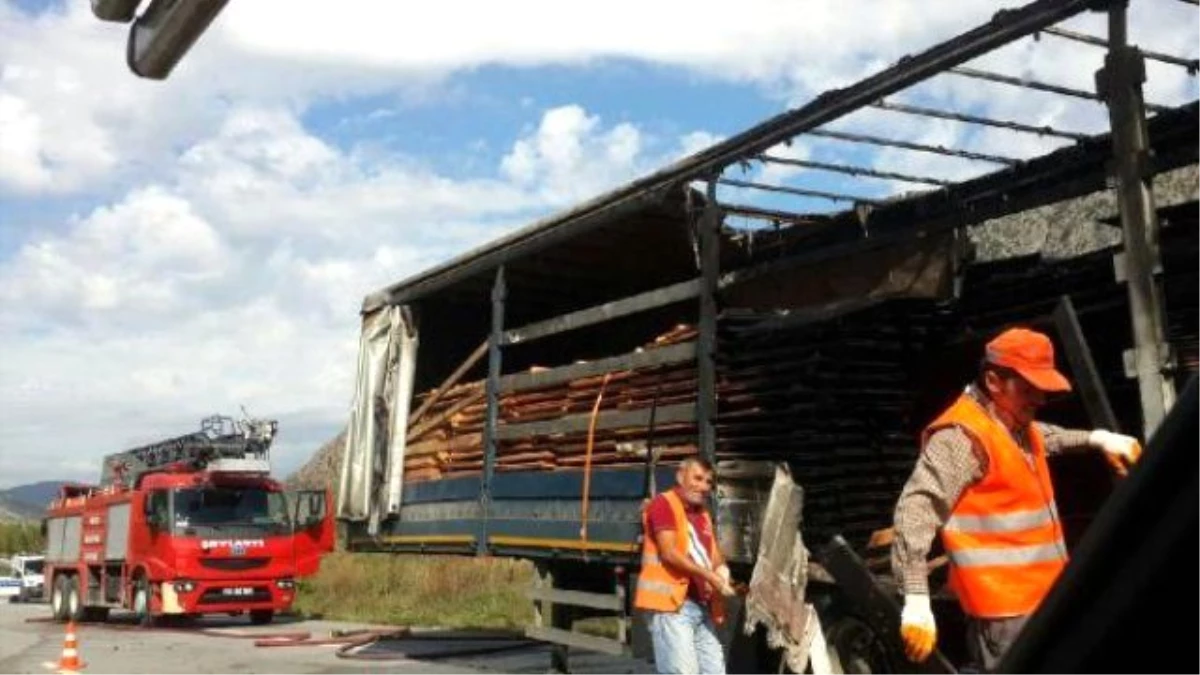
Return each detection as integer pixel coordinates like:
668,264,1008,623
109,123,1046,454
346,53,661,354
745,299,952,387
126,0,229,80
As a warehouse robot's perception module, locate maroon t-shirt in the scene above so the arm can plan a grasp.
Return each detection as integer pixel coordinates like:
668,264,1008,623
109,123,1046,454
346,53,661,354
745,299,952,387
646,488,715,604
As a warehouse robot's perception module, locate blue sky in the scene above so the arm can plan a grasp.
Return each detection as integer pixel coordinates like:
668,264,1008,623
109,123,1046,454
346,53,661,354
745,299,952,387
0,0,1196,488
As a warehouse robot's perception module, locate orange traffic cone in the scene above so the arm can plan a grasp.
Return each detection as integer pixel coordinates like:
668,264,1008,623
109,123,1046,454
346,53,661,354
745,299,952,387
47,620,85,674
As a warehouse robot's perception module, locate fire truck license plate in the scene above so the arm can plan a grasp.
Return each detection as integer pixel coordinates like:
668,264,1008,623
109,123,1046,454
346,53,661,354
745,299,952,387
221,587,255,596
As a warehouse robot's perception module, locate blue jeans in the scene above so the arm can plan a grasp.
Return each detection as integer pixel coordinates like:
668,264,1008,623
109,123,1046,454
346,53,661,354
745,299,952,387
647,600,726,674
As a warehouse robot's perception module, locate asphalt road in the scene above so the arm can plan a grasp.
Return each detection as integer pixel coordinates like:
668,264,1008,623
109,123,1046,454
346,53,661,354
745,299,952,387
0,601,652,674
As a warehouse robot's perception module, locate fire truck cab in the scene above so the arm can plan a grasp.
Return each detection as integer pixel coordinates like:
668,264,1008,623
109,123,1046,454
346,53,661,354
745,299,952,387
42,415,334,625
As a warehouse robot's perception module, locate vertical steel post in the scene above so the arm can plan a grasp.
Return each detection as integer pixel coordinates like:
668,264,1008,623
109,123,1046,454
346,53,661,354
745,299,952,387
480,265,506,555
698,179,720,468
1098,0,1176,437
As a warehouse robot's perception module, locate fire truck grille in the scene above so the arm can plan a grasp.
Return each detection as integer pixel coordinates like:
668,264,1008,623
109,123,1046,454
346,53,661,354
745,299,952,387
199,557,270,572
198,586,272,605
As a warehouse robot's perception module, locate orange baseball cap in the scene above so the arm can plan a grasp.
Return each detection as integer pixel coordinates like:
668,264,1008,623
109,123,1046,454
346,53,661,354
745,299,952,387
985,328,1072,393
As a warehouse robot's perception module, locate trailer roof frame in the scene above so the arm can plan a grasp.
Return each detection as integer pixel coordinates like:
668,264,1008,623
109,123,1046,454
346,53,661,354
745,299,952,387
365,0,1198,312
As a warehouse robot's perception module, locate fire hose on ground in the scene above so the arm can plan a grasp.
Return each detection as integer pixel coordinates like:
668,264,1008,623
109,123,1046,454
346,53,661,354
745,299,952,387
26,616,542,662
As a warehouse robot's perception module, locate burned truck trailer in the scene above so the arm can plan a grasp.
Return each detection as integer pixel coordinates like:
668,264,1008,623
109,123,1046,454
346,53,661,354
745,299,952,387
338,0,1198,669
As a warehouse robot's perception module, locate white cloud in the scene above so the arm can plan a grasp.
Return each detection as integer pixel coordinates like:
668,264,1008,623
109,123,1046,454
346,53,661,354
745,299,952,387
0,99,707,487
0,187,226,326
0,0,1064,196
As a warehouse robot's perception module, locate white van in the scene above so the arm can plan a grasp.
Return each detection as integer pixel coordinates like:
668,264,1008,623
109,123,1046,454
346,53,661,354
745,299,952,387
0,560,19,602
8,554,45,603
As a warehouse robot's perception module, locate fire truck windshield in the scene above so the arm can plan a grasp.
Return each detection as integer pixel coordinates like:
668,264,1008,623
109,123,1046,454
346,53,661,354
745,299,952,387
172,487,289,535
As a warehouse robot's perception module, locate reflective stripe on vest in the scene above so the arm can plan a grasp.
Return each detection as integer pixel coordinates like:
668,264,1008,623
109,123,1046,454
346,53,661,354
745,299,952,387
632,490,714,613
949,542,1067,568
945,506,1058,533
927,392,1068,618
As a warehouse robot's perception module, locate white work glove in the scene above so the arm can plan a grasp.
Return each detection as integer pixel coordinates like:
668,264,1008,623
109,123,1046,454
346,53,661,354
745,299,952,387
1090,429,1143,476
900,593,937,663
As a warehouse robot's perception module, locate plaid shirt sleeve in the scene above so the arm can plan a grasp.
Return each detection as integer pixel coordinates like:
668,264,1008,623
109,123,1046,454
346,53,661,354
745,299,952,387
1035,422,1094,455
891,426,985,595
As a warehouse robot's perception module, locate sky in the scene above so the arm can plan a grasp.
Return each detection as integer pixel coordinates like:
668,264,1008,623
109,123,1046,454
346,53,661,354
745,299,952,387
0,0,1196,488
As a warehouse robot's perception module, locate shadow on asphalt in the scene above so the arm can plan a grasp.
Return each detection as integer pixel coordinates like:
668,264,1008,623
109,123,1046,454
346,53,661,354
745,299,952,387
356,631,653,674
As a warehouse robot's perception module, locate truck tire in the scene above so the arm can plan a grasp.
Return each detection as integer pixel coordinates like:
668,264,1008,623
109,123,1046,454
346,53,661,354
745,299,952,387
823,614,897,674
249,609,274,625
65,576,85,623
50,575,70,622
133,578,155,628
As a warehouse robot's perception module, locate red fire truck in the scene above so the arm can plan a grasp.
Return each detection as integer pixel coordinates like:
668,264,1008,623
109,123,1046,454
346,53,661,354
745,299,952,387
42,415,334,626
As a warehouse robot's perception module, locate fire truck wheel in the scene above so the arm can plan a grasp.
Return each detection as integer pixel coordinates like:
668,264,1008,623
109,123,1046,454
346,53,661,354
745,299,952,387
50,575,70,622
65,576,85,623
249,610,274,625
133,578,155,627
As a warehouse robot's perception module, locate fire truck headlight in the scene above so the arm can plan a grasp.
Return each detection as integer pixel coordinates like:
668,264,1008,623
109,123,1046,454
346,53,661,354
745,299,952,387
173,580,196,593
275,578,295,590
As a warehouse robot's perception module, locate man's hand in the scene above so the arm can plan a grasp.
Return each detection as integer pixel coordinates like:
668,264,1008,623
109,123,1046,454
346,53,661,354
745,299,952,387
1090,429,1142,476
706,568,736,597
900,593,937,663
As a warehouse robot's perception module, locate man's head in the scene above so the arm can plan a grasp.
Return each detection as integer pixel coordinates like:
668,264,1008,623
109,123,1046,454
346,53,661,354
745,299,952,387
979,327,1072,428
675,456,715,506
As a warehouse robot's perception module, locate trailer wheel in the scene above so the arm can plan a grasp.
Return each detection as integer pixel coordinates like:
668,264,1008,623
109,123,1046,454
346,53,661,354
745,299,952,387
249,609,274,625
823,614,898,674
133,578,155,627
65,576,85,623
50,575,69,622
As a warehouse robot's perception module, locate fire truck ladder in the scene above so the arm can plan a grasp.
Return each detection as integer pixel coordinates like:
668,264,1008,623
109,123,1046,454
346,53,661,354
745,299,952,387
101,415,278,488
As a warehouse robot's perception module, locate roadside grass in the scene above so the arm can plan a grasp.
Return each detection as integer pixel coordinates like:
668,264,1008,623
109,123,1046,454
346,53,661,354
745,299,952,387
293,552,535,629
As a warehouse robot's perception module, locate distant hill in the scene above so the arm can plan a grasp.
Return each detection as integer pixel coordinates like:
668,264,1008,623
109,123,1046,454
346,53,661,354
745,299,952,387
0,481,66,521
2,481,66,511
286,429,345,493
0,496,45,522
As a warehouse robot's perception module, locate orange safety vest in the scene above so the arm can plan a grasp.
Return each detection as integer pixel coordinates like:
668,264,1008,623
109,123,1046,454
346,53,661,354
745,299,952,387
927,392,1069,618
633,490,725,624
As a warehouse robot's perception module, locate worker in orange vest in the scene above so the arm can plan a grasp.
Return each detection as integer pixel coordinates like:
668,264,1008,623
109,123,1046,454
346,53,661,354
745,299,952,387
892,327,1143,671
634,456,737,674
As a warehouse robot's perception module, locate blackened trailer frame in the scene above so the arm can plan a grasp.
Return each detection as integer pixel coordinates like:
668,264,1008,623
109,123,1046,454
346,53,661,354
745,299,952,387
358,0,1197,559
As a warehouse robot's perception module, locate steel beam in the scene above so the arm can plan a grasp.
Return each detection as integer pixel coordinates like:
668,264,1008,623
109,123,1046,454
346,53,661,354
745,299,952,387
870,99,1088,141
480,266,506,555
757,154,952,186
950,65,1170,114
697,179,720,470
720,203,831,226
718,177,883,205
493,403,696,441
1040,26,1199,73
1099,1,1176,436
498,341,696,394
806,128,1020,165
502,279,701,345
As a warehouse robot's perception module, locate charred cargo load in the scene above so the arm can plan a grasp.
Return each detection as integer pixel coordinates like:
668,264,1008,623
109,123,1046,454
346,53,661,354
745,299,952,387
338,0,1198,669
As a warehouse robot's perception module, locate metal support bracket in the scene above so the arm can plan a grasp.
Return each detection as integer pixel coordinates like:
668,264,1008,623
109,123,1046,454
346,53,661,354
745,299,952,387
1099,0,1177,436
480,265,506,556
